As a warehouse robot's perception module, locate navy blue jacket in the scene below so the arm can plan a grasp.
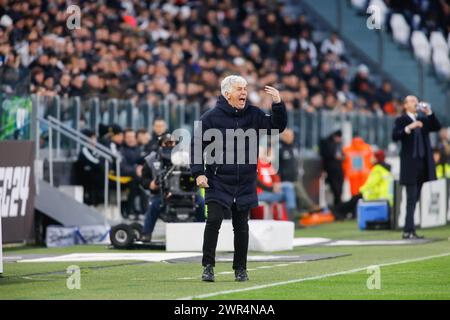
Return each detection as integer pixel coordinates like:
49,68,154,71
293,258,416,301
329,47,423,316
392,112,441,185
190,95,287,210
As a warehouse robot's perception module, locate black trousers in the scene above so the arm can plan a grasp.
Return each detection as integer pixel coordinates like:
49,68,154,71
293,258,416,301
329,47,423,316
404,159,426,233
202,201,249,270
327,171,344,206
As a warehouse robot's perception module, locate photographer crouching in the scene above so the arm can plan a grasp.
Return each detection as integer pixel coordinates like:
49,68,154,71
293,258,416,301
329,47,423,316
140,133,205,242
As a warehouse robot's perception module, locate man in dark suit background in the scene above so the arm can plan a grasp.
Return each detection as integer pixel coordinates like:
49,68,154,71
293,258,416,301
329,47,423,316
392,95,441,239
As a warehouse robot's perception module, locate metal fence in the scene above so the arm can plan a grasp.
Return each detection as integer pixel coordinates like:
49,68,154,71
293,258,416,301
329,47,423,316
24,94,399,156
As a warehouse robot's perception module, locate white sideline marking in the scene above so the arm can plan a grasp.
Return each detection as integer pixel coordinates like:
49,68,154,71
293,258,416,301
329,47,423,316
18,252,202,263
293,237,331,246
325,240,425,246
177,252,450,300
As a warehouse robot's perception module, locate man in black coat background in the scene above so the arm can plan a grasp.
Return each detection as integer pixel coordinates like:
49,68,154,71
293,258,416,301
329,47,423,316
392,95,441,239
319,130,344,206
190,75,287,282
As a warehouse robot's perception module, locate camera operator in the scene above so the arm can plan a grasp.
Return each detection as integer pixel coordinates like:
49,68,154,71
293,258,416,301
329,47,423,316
140,133,205,242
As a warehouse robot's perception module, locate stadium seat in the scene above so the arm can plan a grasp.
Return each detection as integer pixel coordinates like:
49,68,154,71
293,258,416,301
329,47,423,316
411,31,431,63
432,49,450,79
368,0,388,27
390,14,411,46
430,31,449,54
351,0,368,11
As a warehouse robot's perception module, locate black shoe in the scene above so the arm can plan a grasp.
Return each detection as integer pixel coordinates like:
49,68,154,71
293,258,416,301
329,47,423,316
140,234,152,243
202,265,215,282
234,268,249,282
402,232,425,240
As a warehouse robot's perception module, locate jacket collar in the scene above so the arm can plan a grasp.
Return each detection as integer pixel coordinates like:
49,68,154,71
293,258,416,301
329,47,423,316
216,95,249,116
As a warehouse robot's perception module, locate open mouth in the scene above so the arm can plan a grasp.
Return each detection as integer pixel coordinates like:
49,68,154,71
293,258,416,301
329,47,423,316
239,98,246,103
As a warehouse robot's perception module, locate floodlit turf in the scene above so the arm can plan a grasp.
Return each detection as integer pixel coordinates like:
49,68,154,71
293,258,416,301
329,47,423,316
1,221,449,300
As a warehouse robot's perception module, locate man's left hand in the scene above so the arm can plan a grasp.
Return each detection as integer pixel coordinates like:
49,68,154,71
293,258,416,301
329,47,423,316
264,86,281,104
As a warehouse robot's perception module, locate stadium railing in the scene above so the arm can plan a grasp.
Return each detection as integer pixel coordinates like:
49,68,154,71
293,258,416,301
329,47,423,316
35,115,122,215
29,94,398,153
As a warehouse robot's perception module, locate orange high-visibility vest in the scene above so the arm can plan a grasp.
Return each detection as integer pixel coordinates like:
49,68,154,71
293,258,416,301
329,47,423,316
342,137,374,196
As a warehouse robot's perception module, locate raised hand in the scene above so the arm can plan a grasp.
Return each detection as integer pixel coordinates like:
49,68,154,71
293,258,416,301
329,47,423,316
264,86,281,104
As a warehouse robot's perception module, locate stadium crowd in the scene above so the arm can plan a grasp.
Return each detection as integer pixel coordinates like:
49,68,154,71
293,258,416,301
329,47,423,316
1,0,404,116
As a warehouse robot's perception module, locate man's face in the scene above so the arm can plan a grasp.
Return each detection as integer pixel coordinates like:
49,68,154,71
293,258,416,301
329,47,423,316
112,133,124,145
137,132,150,145
225,83,247,109
334,135,342,144
89,135,97,146
153,120,167,136
433,151,441,164
124,131,137,147
404,96,418,114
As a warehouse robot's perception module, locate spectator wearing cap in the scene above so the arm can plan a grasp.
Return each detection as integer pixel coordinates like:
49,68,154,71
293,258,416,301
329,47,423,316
351,64,374,102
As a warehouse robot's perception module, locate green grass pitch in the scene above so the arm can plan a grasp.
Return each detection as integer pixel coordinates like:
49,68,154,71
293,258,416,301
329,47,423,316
1,221,449,300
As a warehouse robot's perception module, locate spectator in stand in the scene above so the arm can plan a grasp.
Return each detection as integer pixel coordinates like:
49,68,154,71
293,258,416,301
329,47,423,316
321,32,346,57
0,0,402,115
148,118,168,153
351,64,374,103
376,80,394,110
136,128,152,161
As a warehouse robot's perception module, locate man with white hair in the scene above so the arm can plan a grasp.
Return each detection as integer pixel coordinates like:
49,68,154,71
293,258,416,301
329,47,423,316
190,75,287,282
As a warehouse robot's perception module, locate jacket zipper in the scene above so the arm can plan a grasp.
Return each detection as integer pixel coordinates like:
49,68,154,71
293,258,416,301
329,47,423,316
234,112,239,204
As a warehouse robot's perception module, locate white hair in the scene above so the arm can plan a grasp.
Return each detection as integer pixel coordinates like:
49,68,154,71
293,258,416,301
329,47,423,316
220,75,247,97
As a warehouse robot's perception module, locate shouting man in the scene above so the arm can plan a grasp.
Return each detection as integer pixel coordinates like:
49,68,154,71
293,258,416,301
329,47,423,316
190,75,287,282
